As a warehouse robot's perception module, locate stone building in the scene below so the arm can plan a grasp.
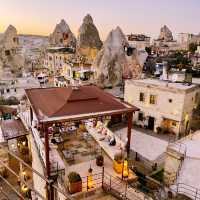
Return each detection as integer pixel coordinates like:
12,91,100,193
43,47,94,84
177,33,194,50
153,25,179,55
127,34,150,50
43,47,75,73
124,78,200,137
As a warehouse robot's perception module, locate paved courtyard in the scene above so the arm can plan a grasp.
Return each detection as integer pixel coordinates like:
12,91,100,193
113,127,168,163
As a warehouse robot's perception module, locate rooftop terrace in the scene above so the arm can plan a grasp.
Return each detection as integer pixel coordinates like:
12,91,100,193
126,78,199,91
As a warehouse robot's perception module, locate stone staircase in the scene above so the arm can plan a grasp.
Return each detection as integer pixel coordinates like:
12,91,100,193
164,142,186,186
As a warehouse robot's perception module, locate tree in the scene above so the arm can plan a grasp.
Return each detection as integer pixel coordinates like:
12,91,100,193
145,47,152,55
189,43,198,53
6,96,20,105
0,96,6,105
168,51,191,69
0,96,19,105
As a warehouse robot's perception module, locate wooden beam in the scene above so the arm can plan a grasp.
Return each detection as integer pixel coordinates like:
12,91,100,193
127,112,133,156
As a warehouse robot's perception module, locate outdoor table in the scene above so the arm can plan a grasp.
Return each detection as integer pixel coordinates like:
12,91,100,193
62,150,74,162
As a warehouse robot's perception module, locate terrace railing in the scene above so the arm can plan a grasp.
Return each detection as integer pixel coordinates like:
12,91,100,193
165,141,187,186
171,183,200,200
80,167,152,200
167,142,187,157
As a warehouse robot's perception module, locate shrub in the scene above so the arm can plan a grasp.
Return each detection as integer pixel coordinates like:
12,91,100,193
114,153,123,164
6,96,20,105
156,127,162,134
68,172,81,183
96,154,104,166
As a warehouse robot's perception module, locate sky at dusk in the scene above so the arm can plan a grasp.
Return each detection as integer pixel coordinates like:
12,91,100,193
0,0,200,40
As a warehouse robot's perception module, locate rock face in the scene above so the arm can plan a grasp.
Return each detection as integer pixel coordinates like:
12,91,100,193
123,49,148,80
77,14,102,60
49,19,76,47
158,25,173,41
0,25,24,78
0,25,19,53
94,27,146,87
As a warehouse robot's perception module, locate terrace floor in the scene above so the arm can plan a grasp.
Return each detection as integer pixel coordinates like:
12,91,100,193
57,130,101,166
113,127,168,164
50,121,153,200
111,123,177,143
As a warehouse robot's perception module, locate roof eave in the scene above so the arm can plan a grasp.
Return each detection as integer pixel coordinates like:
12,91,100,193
39,107,138,124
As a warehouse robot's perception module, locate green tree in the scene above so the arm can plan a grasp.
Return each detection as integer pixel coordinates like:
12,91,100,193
169,51,190,69
189,43,198,53
145,47,152,55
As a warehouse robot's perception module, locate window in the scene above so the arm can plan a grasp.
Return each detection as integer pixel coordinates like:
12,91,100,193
169,99,172,103
149,95,156,104
139,92,145,102
172,121,176,127
5,50,10,56
138,112,144,121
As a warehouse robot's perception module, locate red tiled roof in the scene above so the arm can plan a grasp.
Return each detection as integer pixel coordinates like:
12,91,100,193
25,86,138,121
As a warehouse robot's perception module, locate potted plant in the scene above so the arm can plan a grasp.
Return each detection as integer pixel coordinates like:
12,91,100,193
68,172,82,194
113,153,123,174
96,154,104,166
156,127,162,134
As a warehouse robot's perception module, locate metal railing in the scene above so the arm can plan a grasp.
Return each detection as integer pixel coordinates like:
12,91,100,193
166,141,187,185
167,141,187,157
0,143,74,200
171,183,200,200
102,169,152,200
81,172,103,192
75,167,152,200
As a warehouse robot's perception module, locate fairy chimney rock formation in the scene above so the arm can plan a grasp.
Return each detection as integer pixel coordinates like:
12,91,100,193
94,26,146,88
77,14,102,60
0,25,19,51
49,19,76,47
158,25,173,41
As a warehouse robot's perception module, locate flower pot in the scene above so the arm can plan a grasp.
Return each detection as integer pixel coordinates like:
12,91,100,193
68,172,82,194
96,155,104,166
68,181,82,194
